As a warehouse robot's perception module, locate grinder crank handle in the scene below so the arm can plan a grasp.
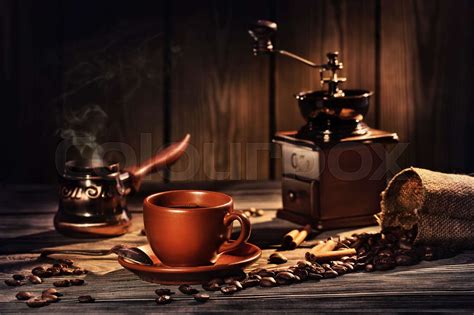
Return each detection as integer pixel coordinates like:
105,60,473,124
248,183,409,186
248,20,325,68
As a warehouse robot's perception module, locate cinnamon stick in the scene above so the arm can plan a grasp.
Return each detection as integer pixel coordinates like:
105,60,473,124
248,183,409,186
282,229,300,244
306,248,357,263
288,224,312,249
309,239,337,254
308,241,326,254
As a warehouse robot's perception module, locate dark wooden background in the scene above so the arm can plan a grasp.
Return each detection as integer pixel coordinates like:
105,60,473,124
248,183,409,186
0,0,472,184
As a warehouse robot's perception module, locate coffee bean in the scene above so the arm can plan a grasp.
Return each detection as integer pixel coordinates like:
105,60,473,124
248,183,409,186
26,297,49,308
73,268,84,275
230,280,243,291
155,295,172,305
374,255,396,270
241,278,260,288
377,249,394,258
53,263,67,269
420,246,436,261
193,293,210,303
12,274,25,281
374,257,396,271
365,263,374,272
332,265,348,275
350,239,364,250
224,270,246,282
61,268,73,275
208,278,224,285
257,269,275,278
321,263,332,270
155,288,174,296
249,274,262,280
275,271,296,285
202,282,221,291
398,240,413,250
308,272,323,281
70,279,85,286
53,280,71,287
309,266,325,274
178,284,198,295
249,268,264,276
276,271,296,281
78,295,95,303
4,279,23,286
296,260,312,269
340,256,357,263
48,267,62,276
269,253,287,264
32,266,46,276
357,255,370,263
395,255,415,266
259,277,277,287
16,291,34,300
293,268,309,281
224,275,243,284
322,269,338,278
27,275,43,284
220,285,238,294
42,294,59,303
42,288,63,297
61,259,74,266
357,247,368,256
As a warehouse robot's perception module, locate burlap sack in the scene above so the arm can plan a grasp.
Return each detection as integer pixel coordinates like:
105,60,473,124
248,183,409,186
379,167,474,249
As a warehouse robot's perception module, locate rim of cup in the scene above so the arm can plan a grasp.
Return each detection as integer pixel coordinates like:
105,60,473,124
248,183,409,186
144,190,233,212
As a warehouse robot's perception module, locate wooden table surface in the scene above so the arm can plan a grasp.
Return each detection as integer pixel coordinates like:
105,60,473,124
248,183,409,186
1,181,473,312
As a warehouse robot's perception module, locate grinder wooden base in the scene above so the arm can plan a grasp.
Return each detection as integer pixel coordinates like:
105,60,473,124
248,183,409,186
274,129,398,231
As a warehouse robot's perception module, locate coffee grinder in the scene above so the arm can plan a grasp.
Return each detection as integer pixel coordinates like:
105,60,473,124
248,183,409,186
249,20,398,230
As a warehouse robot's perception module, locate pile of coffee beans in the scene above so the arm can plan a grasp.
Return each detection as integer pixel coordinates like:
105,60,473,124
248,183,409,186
4,258,91,308
332,226,458,272
151,226,459,306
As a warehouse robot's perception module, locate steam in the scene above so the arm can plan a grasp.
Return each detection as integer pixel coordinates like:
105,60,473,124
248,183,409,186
59,105,108,162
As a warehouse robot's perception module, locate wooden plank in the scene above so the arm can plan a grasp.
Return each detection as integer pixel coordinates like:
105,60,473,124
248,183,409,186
1,293,473,312
380,0,473,173
169,0,270,181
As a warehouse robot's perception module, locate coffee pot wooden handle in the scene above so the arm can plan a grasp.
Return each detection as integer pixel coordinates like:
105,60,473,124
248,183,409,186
219,210,251,253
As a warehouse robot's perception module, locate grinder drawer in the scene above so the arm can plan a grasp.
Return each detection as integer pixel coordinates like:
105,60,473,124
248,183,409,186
281,177,319,218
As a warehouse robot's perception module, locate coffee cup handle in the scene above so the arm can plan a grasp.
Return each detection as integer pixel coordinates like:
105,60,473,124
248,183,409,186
218,210,251,253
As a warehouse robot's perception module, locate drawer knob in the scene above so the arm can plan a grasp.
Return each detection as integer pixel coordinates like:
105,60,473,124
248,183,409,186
288,191,296,201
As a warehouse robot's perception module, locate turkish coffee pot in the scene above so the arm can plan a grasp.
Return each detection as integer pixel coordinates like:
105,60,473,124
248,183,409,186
55,134,191,237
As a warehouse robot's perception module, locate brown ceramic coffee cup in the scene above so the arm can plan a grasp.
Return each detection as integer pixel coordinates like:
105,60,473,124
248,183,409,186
143,190,251,267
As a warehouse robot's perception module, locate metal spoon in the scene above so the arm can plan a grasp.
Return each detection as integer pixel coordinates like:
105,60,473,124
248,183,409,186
39,244,154,266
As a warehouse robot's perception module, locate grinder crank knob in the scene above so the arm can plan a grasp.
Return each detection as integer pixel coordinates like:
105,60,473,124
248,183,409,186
326,51,343,70
248,20,277,55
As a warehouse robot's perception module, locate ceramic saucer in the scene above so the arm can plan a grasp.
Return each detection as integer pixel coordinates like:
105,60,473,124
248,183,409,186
118,242,262,284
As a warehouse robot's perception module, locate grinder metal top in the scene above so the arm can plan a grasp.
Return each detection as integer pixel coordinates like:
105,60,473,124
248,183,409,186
249,20,374,139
